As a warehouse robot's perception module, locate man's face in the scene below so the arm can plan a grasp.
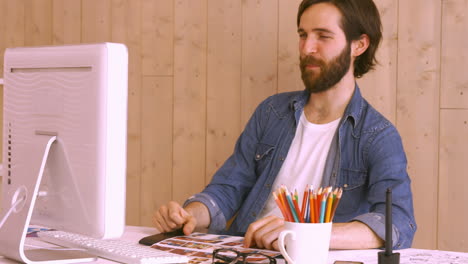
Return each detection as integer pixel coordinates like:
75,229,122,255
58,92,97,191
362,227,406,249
297,3,352,93
300,42,351,93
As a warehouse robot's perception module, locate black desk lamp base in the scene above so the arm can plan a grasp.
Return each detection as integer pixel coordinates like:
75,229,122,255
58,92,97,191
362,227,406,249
378,251,400,264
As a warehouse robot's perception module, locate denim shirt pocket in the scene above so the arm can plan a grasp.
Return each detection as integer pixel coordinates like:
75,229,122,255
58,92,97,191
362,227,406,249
336,168,368,216
254,143,275,175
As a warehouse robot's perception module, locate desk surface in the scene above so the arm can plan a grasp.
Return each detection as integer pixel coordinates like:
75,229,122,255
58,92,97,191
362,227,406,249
1,226,467,264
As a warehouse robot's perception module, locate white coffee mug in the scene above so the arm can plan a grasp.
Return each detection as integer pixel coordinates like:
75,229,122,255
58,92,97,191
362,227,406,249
278,221,332,264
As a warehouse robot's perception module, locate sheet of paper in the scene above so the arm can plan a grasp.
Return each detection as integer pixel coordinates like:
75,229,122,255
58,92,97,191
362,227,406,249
328,248,468,264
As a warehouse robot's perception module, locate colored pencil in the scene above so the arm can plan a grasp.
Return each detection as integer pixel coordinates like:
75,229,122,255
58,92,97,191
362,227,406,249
300,185,309,221
286,191,300,222
280,187,294,222
315,187,322,223
329,188,343,222
309,187,315,223
319,193,327,223
273,191,289,221
325,190,334,222
292,189,304,222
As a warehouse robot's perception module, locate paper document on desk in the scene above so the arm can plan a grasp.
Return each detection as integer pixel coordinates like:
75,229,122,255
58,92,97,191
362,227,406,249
149,232,283,264
328,248,468,264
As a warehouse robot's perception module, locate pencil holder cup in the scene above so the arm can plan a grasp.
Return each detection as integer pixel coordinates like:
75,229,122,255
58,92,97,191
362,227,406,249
278,221,332,264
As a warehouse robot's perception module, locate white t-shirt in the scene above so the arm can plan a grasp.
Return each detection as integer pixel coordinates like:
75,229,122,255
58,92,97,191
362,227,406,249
258,111,340,219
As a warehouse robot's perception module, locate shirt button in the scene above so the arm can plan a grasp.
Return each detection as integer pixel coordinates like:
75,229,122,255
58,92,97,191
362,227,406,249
343,184,348,188
256,154,261,159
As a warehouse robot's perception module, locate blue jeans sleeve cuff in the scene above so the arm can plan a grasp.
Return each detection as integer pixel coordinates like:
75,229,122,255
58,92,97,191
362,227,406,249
352,213,399,248
183,193,227,233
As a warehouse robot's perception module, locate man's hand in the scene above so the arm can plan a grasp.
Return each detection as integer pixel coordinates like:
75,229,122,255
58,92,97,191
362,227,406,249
152,201,210,236
152,201,197,235
243,215,285,250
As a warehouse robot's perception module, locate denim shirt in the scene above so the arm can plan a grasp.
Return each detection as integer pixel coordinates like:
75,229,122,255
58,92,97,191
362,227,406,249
185,85,417,249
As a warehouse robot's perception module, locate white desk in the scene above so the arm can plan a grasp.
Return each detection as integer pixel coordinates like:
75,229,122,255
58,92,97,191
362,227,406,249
1,226,467,264
0,226,156,264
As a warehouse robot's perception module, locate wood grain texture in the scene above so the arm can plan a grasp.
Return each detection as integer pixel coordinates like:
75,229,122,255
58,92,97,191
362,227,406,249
25,0,52,46
441,0,468,109
397,0,441,250
173,0,208,203
141,0,174,76
141,76,174,227
278,0,303,93
52,0,81,45
111,0,143,226
241,0,278,126
358,0,398,123
0,0,25,73
206,0,242,183
82,0,111,43
438,110,468,251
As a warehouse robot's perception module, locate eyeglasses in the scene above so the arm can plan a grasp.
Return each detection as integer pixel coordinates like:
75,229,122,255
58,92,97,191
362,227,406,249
212,248,277,264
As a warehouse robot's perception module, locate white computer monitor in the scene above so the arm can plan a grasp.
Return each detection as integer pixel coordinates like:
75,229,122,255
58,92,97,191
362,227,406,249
0,43,128,263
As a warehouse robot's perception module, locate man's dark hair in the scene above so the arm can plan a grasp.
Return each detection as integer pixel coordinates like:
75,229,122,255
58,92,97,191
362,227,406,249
297,0,382,78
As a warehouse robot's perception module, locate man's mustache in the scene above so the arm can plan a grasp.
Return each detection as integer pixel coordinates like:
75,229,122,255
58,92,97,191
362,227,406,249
300,55,324,69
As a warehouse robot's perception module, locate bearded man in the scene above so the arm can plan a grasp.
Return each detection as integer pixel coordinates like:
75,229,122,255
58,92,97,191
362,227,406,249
153,0,416,251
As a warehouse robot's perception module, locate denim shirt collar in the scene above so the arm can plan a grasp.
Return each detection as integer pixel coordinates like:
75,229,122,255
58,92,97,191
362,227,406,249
288,83,363,129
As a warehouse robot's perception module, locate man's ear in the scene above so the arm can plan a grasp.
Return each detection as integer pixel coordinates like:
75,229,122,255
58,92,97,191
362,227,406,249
351,34,370,57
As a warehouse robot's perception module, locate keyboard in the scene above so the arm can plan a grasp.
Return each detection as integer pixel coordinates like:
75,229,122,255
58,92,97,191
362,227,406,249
38,230,189,264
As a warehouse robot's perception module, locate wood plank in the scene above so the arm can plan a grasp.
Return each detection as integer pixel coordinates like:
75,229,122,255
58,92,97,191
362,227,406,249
440,0,468,109
277,0,303,93
111,0,143,226
173,0,207,203
1,0,25,74
241,0,278,125
141,0,174,76
52,0,81,44
25,0,52,46
439,109,468,251
1,0,26,174
397,0,441,250
205,0,242,183
358,0,398,123
82,0,111,43
141,76,174,227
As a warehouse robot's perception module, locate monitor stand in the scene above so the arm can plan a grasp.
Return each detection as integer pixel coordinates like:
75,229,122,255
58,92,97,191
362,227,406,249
0,135,97,263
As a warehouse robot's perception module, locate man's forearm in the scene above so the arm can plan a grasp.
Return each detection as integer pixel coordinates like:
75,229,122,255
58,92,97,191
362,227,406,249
330,221,384,249
184,201,211,231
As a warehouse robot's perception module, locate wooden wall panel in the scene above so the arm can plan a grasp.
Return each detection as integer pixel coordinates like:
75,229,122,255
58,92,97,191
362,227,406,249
0,0,25,74
111,0,143,226
205,0,242,183
173,0,207,203
278,0,303,93
82,0,111,43
141,0,174,76
52,0,81,45
397,0,441,249
439,0,468,252
439,110,468,251
141,77,174,227
24,0,52,46
441,0,468,109
241,0,278,125
0,0,25,181
358,0,397,123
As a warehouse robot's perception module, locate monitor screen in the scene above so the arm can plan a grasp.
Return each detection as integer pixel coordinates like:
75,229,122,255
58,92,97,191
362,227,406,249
0,43,128,263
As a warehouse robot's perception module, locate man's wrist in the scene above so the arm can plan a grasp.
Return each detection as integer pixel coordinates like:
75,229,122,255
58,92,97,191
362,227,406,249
184,201,210,230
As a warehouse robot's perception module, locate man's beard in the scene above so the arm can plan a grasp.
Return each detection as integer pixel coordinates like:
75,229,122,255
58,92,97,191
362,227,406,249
300,43,351,94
